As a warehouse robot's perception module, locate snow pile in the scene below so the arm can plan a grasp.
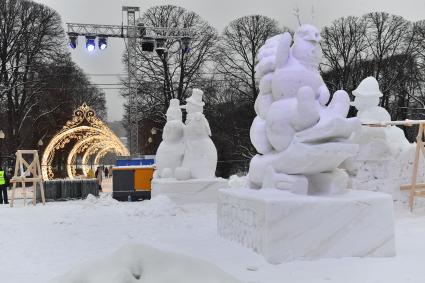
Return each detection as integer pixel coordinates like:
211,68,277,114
228,175,248,189
131,195,179,217
349,144,425,202
82,193,119,208
51,244,240,283
4,191,425,283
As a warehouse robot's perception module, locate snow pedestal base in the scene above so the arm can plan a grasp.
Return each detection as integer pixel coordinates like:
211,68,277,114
218,188,395,264
151,178,228,204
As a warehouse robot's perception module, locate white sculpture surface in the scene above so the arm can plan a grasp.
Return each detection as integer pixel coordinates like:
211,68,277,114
218,24,395,264
344,77,413,198
177,89,218,180
155,99,185,178
249,24,361,195
351,76,410,151
155,89,218,180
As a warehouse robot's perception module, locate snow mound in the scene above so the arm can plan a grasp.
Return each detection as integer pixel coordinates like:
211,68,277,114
51,244,240,283
83,193,119,208
132,195,179,217
228,175,248,189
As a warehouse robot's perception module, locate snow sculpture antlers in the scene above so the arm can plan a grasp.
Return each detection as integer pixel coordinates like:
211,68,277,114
249,24,361,195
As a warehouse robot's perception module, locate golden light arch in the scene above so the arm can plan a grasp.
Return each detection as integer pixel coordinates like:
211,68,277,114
41,103,129,180
79,140,126,176
66,135,127,178
94,146,121,165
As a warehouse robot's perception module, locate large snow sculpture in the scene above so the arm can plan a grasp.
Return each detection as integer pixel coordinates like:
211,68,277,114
155,99,185,178
351,76,410,150
249,24,361,195
345,77,414,198
155,91,218,180
218,25,395,264
152,89,226,204
176,89,218,180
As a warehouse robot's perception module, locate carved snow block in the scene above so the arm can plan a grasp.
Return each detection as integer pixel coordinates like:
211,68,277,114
152,178,228,204
218,188,395,264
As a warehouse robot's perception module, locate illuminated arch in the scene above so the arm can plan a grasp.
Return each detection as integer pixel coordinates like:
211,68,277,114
94,146,120,165
66,136,127,178
41,103,129,180
79,140,126,176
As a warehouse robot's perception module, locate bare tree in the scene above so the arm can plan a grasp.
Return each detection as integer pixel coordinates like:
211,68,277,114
0,0,106,155
125,5,217,122
215,15,284,103
321,16,368,94
363,12,417,108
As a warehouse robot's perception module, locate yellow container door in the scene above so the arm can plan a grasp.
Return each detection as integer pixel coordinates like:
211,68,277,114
134,168,154,191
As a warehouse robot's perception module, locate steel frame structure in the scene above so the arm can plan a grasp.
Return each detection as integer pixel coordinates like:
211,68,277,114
66,6,191,156
66,23,190,39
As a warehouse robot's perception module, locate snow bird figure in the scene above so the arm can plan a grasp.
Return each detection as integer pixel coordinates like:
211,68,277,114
249,24,361,195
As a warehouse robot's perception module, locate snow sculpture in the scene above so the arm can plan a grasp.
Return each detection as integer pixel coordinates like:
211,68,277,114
218,24,395,264
155,90,218,180
155,99,185,178
351,77,390,123
351,76,410,150
176,89,218,180
153,90,225,204
249,24,361,195
344,77,413,198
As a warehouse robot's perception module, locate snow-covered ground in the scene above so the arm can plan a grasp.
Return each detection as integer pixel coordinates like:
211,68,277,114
2,190,425,283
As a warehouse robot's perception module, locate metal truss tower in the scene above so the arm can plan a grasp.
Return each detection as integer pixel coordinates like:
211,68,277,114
123,6,139,156
66,6,191,157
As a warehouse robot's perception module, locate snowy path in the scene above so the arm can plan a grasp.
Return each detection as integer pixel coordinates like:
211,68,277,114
1,194,425,283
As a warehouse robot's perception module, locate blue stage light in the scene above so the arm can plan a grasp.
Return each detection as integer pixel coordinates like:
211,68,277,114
86,36,96,52
98,36,108,50
68,32,78,49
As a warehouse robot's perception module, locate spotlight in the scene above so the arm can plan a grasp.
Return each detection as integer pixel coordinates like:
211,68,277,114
141,37,155,52
181,36,191,54
137,23,146,37
68,32,78,49
98,35,108,50
155,37,167,56
85,36,96,52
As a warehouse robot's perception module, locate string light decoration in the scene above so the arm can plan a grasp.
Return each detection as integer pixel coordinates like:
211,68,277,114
79,141,124,176
41,103,129,180
67,136,126,178
94,146,120,166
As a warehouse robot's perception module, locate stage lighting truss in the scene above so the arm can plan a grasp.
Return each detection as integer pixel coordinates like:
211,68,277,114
67,23,192,54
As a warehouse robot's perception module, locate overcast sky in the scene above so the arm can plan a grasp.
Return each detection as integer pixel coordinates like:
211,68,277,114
33,0,425,121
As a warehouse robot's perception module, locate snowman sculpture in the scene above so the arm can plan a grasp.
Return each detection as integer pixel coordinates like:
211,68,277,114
154,99,185,178
249,24,361,195
344,77,412,197
351,76,409,150
175,89,218,180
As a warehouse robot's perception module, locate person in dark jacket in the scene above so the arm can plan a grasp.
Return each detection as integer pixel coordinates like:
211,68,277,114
95,167,103,192
0,167,9,204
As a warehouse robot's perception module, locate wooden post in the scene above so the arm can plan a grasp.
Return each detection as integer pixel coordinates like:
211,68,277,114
9,150,45,207
408,124,423,211
397,123,425,211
